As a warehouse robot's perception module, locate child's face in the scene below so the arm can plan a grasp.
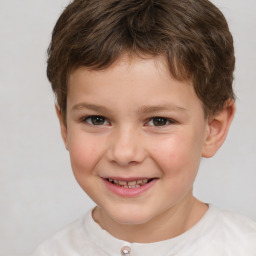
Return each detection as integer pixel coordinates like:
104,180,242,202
61,56,211,225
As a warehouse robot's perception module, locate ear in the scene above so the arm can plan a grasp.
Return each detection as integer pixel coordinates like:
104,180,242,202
55,105,69,150
202,100,235,158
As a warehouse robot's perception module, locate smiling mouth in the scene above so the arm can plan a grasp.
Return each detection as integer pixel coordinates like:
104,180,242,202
105,178,155,188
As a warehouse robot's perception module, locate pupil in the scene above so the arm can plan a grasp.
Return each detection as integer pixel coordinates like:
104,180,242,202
153,117,167,126
92,116,105,125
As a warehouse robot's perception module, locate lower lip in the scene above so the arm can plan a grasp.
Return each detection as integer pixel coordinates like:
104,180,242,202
103,179,157,197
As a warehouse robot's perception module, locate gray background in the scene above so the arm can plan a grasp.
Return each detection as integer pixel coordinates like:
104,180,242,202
0,0,255,255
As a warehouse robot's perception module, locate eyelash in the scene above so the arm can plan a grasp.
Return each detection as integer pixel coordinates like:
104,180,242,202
81,115,176,127
146,117,176,127
81,115,110,126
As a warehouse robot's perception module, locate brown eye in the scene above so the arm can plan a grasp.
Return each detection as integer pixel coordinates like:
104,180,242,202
86,116,107,125
152,117,168,126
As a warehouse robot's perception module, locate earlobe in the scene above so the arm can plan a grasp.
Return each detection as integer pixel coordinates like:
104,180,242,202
55,105,69,150
202,100,235,158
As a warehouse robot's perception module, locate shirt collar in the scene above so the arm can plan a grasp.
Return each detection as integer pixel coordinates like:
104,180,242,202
82,204,217,256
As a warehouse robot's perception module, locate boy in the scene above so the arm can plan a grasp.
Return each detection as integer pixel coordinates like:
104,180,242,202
33,0,256,255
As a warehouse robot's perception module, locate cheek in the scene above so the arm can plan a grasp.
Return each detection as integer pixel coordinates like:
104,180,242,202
68,132,103,177
151,134,202,178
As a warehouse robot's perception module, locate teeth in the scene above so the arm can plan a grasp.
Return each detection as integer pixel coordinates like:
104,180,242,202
127,181,136,186
119,180,127,186
108,178,151,188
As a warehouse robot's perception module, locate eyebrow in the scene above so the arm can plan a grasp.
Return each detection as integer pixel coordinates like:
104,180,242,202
137,105,188,115
71,103,187,114
71,103,109,113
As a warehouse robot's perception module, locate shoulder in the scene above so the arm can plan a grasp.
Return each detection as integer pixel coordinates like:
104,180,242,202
31,211,95,256
208,205,256,253
213,205,256,233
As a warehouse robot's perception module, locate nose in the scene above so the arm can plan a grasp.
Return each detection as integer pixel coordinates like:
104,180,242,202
106,126,146,167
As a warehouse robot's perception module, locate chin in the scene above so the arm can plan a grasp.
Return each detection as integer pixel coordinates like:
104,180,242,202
108,207,154,226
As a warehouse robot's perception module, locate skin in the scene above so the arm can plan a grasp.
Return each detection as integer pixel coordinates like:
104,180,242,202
57,55,235,243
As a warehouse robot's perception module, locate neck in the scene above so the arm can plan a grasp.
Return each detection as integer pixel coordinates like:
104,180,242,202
93,194,208,243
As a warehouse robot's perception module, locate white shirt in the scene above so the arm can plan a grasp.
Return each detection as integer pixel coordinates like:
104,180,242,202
32,205,256,256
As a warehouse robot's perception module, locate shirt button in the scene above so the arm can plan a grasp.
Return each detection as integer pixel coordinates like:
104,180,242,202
121,246,131,256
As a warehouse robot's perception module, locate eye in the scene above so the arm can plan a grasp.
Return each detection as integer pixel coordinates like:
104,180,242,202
84,116,109,126
147,117,174,126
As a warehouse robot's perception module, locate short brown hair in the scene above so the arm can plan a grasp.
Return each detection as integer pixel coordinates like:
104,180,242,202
47,0,235,123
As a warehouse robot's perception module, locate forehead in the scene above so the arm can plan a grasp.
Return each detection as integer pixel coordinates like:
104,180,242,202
68,54,191,90
67,55,204,119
